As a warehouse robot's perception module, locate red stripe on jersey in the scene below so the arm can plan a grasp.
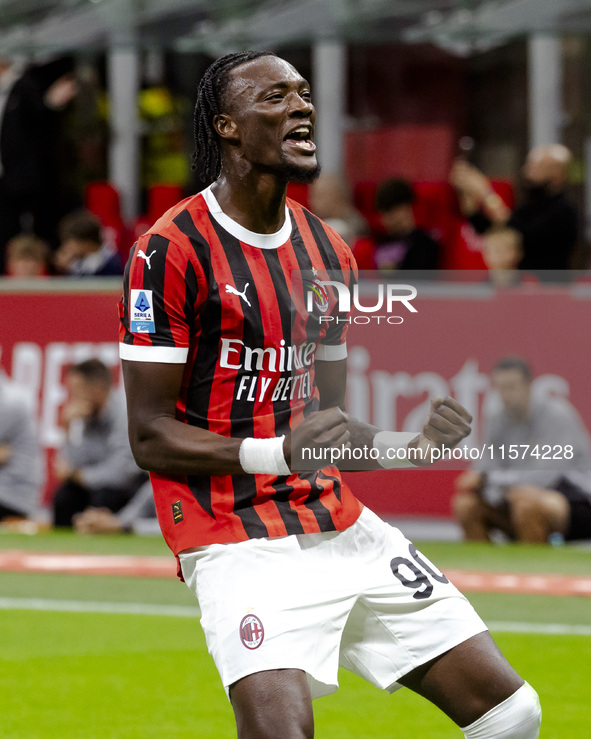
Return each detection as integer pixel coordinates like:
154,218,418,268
239,243,286,430
246,490,289,538
153,473,249,546
163,246,194,350
276,236,319,432
288,482,323,533
291,200,355,277
311,470,344,512
209,473,250,540
195,211,242,438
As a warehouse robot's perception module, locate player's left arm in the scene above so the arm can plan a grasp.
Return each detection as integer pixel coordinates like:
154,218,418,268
314,238,471,468
315,358,472,469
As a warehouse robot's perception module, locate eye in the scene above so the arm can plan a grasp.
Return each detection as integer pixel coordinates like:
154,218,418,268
301,89,312,101
265,92,284,102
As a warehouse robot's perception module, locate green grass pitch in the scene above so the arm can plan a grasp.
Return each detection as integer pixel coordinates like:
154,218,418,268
1,530,590,738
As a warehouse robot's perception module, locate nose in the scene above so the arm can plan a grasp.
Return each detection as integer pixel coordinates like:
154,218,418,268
288,92,314,118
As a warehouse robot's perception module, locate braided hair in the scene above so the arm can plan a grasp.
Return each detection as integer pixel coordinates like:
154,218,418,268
192,50,276,187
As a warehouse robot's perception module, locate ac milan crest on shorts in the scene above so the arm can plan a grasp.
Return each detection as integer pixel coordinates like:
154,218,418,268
240,614,265,649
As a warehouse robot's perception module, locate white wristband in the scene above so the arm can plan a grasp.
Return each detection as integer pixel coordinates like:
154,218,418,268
373,431,420,469
239,436,291,476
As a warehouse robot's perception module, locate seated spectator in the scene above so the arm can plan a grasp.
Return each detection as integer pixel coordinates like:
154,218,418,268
53,209,123,277
450,145,579,273
452,356,591,543
482,226,523,288
308,173,368,246
5,234,50,277
73,479,159,536
0,369,44,521
353,178,440,272
52,358,148,527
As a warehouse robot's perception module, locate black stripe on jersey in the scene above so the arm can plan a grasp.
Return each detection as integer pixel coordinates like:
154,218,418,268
318,469,342,502
143,234,175,348
299,210,350,356
171,210,219,517
186,474,215,519
270,479,306,534
183,259,199,331
183,262,199,343
304,473,337,531
302,210,345,278
260,248,296,431
287,215,322,420
287,214,322,350
286,214,341,529
208,214,269,539
258,248,306,535
171,208,217,431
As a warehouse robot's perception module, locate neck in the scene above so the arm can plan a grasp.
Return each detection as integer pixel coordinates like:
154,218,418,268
211,166,288,234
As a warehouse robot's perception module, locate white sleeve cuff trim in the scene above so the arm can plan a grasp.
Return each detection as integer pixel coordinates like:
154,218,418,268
119,343,188,363
316,342,347,361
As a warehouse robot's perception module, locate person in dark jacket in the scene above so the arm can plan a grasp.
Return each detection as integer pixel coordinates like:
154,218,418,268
353,178,440,272
0,55,77,273
450,145,579,274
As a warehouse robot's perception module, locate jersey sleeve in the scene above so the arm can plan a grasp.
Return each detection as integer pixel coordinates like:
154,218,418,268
316,248,357,362
119,232,205,363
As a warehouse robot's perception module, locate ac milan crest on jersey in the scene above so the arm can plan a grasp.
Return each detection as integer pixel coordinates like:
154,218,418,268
306,276,330,313
240,614,265,649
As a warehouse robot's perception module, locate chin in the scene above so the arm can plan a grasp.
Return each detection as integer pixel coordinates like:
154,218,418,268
277,160,322,185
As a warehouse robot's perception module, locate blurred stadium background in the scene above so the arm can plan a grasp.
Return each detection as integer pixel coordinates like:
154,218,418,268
1,1,591,737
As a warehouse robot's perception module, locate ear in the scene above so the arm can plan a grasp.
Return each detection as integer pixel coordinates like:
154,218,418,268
213,114,240,143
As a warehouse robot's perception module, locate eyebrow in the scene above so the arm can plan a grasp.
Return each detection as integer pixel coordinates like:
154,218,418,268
261,78,311,94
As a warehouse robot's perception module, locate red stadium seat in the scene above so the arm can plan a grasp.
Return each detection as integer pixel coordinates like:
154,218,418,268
84,181,130,257
147,184,185,224
131,184,186,243
353,181,381,233
286,182,310,209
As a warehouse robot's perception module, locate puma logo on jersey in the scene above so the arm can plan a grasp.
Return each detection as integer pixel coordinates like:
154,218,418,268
138,249,157,269
225,283,251,308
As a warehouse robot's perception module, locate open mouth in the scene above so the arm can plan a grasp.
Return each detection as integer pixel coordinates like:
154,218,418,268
283,126,316,152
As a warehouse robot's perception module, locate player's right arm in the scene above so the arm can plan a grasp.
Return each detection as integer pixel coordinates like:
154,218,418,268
120,234,248,476
121,359,245,475
123,358,349,476
121,231,351,477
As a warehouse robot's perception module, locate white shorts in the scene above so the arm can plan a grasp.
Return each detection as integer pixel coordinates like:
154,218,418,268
179,507,487,700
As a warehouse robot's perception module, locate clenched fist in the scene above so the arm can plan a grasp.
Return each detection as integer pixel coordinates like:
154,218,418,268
408,396,472,466
284,407,350,471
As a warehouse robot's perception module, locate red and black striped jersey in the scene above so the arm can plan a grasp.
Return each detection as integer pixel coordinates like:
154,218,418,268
119,185,363,553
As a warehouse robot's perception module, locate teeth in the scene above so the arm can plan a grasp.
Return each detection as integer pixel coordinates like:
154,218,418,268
295,140,313,149
286,126,311,140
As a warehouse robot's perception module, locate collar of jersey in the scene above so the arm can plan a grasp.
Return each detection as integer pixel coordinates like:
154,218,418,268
201,185,292,249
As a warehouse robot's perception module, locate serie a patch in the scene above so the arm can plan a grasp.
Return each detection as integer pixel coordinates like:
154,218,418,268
130,289,155,333
172,500,184,524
